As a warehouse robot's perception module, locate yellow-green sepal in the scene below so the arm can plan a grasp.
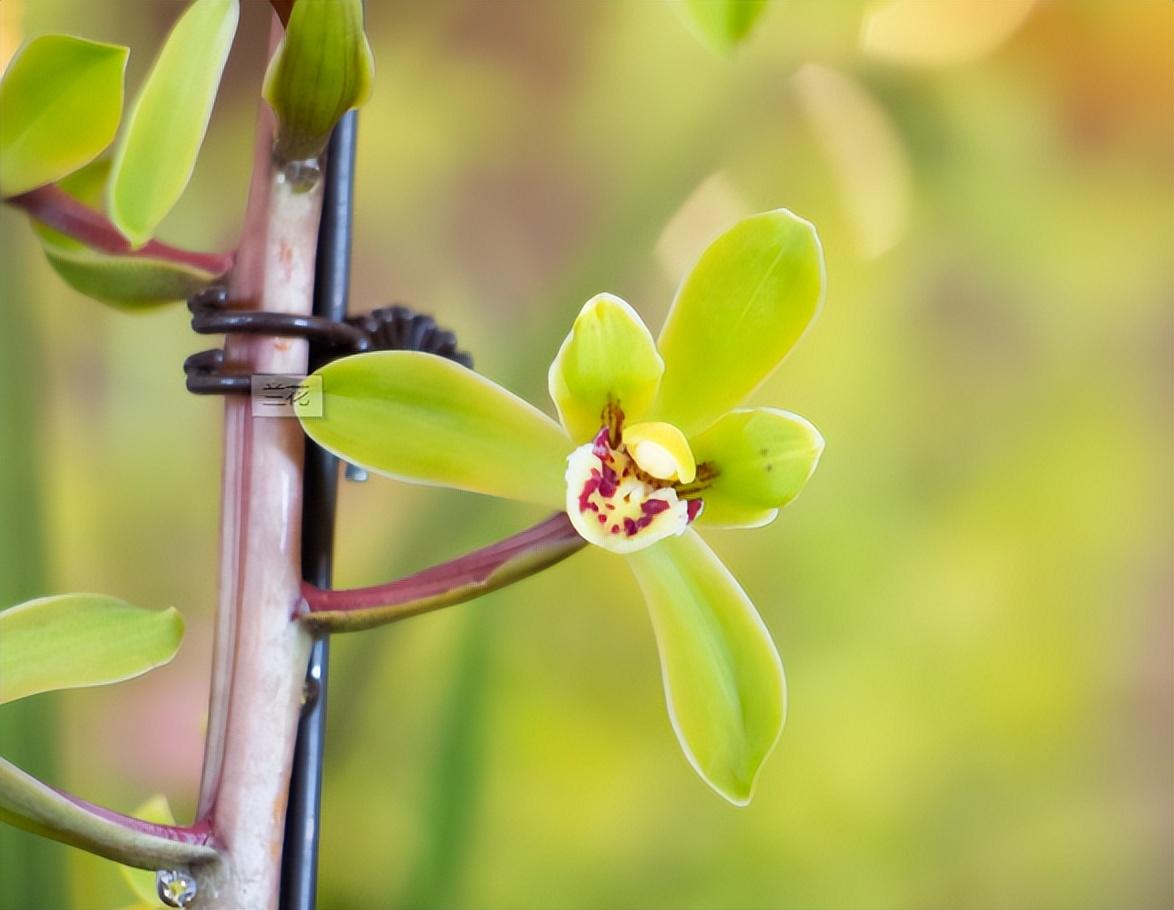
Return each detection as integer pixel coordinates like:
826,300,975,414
548,293,664,442
108,0,239,247
652,210,825,436
263,0,375,162
691,408,824,528
0,35,127,197
301,351,570,507
626,531,785,805
0,594,184,705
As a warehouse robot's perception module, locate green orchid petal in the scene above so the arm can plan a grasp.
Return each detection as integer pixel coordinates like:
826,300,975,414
626,530,785,805
301,351,569,507
691,408,824,528
652,210,825,436
548,293,664,442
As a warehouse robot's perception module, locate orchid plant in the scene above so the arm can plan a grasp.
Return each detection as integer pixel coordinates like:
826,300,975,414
0,0,816,907
298,209,825,804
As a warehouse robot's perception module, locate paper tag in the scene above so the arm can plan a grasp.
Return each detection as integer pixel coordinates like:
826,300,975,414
250,374,323,418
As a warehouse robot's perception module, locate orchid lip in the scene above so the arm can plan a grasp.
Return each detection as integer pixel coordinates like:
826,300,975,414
565,422,705,554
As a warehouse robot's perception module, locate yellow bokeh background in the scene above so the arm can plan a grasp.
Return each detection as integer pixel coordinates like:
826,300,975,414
0,2,1169,908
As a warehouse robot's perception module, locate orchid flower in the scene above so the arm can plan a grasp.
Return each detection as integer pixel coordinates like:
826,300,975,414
299,209,825,804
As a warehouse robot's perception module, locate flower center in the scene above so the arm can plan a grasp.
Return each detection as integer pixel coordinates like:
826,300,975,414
565,419,704,554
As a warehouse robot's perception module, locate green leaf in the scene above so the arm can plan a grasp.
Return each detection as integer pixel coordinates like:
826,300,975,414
652,209,825,437
691,408,824,528
108,0,239,247
548,293,664,443
36,241,220,311
676,0,770,53
626,530,785,805
0,594,184,705
301,351,571,507
118,795,175,905
0,35,127,197
263,0,375,161
27,160,219,309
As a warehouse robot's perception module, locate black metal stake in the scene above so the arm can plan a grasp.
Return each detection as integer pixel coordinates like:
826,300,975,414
280,110,359,910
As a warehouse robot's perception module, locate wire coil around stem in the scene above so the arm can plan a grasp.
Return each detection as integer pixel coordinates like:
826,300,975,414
183,284,473,395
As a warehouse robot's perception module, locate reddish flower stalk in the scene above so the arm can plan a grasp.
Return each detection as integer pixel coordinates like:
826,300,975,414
0,756,218,870
298,512,586,632
56,793,216,849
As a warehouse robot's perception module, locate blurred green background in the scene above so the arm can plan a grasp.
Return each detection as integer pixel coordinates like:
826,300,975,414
1,1,1170,908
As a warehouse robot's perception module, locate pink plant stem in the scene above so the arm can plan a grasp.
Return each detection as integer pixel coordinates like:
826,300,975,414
193,21,322,909
0,754,219,868
5,185,234,275
56,791,216,849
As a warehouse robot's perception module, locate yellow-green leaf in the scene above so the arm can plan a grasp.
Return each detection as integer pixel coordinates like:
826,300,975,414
626,531,785,805
0,594,184,705
26,160,219,309
263,0,375,161
108,0,239,247
691,407,824,528
0,35,127,196
652,209,825,436
676,0,770,54
301,351,570,507
548,293,664,443
37,241,220,311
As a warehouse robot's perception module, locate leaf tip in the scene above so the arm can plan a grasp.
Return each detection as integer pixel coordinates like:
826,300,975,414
676,0,771,55
160,605,186,647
